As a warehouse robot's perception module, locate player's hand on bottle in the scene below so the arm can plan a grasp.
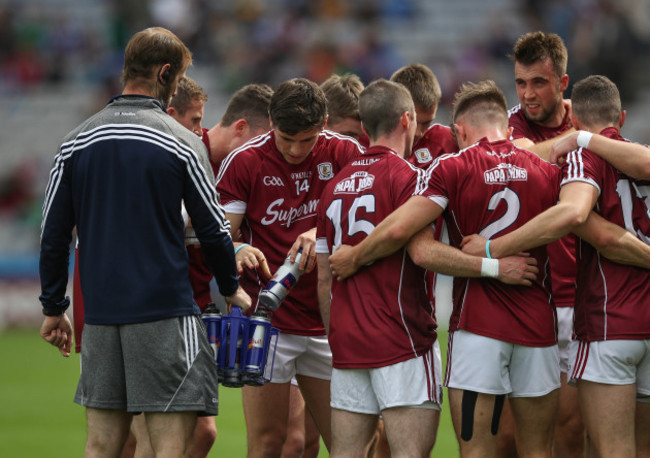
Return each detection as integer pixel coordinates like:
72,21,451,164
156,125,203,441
329,244,359,281
460,234,488,257
497,254,538,286
225,286,252,314
40,314,73,357
550,131,580,164
235,244,272,280
290,227,317,273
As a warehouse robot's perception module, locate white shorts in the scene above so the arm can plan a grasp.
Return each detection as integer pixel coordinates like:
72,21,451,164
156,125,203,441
266,333,332,383
445,330,560,397
568,339,650,399
557,306,574,373
330,341,443,415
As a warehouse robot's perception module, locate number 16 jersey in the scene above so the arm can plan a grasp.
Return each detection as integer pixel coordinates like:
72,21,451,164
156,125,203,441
316,146,436,368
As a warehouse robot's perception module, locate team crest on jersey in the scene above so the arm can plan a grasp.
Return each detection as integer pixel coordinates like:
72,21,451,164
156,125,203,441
333,171,375,194
318,162,334,180
413,148,432,164
484,163,528,185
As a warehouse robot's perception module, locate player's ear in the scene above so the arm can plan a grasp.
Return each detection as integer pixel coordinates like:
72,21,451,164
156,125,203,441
233,119,248,136
453,123,466,142
401,111,411,130
559,74,569,92
158,64,172,85
619,110,626,129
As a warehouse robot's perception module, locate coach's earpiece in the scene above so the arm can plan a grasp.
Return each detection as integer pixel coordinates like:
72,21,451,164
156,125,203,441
159,67,170,85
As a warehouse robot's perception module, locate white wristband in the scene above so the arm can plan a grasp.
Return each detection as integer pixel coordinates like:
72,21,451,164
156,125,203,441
576,131,593,149
481,258,499,278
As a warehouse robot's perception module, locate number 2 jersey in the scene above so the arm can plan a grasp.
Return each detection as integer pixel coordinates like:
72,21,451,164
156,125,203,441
216,130,363,335
563,127,650,341
423,138,562,347
316,146,436,368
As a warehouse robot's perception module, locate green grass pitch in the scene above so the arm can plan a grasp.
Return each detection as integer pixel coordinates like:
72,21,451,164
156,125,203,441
0,328,458,456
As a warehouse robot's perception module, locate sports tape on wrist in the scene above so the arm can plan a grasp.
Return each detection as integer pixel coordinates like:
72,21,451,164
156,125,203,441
576,131,593,149
481,258,499,278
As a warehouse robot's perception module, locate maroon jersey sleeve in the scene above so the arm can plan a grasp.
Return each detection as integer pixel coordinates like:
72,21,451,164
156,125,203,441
216,136,267,208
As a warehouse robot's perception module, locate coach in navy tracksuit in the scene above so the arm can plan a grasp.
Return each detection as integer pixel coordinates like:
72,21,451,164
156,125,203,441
38,27,251,456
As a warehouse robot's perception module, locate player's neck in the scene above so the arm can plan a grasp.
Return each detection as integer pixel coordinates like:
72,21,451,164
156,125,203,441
535,104,566,129
369,136,407,158
465,126,508,147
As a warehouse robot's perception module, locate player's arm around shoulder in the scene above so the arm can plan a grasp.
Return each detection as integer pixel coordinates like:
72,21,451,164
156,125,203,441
575,211,650,269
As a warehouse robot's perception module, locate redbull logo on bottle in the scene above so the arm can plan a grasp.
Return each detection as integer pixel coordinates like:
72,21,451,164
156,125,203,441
203,306,280,388
259,250,303,310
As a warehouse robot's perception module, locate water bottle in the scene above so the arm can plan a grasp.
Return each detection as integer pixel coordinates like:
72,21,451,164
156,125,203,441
241,310,271,385
201,303,222,362
259,249,304,310
221,307,248,388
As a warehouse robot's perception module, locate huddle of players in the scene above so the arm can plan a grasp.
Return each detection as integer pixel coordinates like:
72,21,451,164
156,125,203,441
120,31,649,457
225,33,650,456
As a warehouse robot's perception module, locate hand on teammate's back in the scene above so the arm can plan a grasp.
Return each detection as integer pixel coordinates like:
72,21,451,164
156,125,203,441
498,255,538,286
329,244,359,281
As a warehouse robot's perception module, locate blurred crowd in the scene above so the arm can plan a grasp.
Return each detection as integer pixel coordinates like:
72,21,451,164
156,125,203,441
1,0,650,270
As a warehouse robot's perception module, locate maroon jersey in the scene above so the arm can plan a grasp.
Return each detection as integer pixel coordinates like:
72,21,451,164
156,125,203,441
424,138,562,346
508,104,576,308
358,134,370,149
186,129,219,311
408,124,459,170
563,127,650,341
508,104,571,143
217,129,363,335
316,146,435,368
406,124,459,305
